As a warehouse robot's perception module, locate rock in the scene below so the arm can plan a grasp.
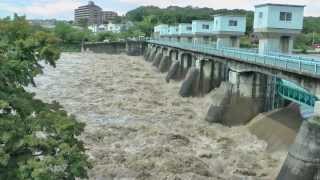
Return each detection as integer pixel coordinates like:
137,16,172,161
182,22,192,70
159,56,172,73
197,150,213,159
179,67,200,97
166,61,180,83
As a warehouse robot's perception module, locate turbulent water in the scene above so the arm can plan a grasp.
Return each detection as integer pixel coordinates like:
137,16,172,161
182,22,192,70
27,53,284,180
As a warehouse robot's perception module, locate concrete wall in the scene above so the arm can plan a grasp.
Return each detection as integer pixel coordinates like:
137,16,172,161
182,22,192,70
84,41,146,55
258,35,294,54
178,23,192,35
213,15,246,33
169,26,179,36
126,41,147,56
84,42,126,54
192,20,215,34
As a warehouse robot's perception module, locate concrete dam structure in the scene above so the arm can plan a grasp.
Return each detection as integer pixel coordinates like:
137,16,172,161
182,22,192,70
84,3,320,180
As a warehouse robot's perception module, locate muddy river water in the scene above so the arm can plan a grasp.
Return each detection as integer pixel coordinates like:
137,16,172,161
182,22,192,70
27,53,286,180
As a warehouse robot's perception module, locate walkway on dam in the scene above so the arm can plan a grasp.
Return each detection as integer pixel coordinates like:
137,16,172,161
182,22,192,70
149,40,319,108
27,53,285,179
149,40,320,77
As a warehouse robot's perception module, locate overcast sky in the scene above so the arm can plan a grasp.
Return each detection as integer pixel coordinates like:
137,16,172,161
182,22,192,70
0,0,319,20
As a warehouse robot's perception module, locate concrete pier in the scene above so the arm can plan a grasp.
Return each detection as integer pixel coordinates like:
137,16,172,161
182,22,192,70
216,35,241,49
152,51,163,67
179,67,200,97
159,56,172,73
277,111,320,180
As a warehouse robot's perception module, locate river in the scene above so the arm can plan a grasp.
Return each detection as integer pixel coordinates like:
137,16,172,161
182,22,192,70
27,53,284,180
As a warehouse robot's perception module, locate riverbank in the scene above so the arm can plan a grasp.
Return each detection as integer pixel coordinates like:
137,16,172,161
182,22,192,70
27,53,286,179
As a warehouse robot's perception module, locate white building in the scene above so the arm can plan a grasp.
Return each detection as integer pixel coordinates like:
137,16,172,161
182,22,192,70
192,20,215,44
88,24,107,33
213,14,246,48
154,24,169,40
89,22,133,33
106,23,123,33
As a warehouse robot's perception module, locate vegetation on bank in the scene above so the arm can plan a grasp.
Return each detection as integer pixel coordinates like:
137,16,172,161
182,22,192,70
0,15,91,179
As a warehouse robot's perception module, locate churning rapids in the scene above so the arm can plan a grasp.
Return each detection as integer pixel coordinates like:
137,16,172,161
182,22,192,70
27,53,286,180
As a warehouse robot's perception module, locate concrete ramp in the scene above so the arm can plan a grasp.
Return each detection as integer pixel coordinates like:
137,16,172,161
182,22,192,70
247,104,302,152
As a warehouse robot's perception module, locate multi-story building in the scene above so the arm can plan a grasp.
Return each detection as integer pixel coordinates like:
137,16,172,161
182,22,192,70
102,11,118,24
75,1,119,26
74,1,102,25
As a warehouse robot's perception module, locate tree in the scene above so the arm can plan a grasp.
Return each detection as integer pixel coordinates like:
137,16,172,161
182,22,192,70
0,14,91,180
54,22,74,43
136,16,158,36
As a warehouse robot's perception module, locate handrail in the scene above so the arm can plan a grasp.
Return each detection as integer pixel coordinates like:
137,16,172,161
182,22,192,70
276,79,318,107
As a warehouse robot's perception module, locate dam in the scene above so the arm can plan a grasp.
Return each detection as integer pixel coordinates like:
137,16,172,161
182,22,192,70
81,3,320,179
26,2,320,180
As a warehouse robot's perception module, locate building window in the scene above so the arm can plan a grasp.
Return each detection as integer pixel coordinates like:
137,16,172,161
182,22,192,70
202,24,210,29
186,26,192,31
259,12,263,18
280,12,292,21
229,20,238,26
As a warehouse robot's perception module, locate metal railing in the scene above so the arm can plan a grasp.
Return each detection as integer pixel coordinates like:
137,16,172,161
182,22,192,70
276,79,318,107
148,40,320,76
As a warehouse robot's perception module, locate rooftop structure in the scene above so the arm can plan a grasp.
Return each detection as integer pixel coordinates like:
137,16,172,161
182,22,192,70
169,26,179,36
213,14,246,48
192,20,215,44
154,24,169,39
213,14,246,35
192,20,214,35
178,23,193,42
178,23,193,36
254,3,305,54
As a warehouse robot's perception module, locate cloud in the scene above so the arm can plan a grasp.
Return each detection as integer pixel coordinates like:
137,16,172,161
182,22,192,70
0,0,319,19
0,0,82,18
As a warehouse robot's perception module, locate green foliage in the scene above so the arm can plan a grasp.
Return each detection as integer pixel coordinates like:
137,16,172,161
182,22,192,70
294,32,320,50
303,17,320,33
95,32,119,42
54,22,88,44
53,22,90,52
0,14,91,180
240,36,256,48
